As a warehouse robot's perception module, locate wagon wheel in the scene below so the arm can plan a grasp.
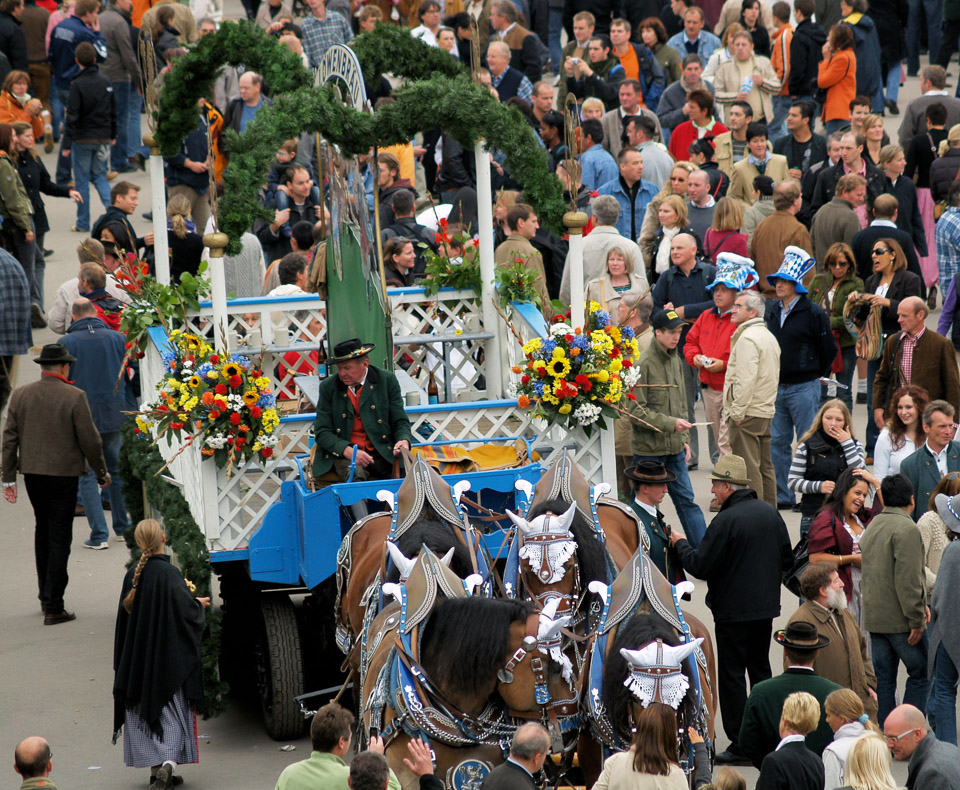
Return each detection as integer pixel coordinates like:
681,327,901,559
255,595,306,740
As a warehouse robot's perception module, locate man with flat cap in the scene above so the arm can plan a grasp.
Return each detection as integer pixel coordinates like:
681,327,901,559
312,338,413,485
14,735,56,789
738,622,844,768
1,344,109,625
625,460,685,583
671,454,793,765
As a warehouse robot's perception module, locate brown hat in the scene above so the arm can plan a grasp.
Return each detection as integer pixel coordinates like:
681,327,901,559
33,344,76,365
624,460,677,484
707,454,750,486
774,621,831,651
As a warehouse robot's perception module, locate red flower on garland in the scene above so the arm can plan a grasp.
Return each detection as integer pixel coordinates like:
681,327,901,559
215,383,227,395
521,375,530,385
210,355,220,364
250,406,262,418
229,375,243,388
235,437,246,448
170,422,184,430
575,374,592,392
229,412,242,425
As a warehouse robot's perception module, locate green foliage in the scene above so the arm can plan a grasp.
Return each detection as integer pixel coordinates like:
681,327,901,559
419,222,482,297
496,258,542,308
118,421,229,718
155,21,312,156
154,24,567,255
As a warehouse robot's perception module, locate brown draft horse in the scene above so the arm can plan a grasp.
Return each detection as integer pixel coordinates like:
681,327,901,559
335,454,485,670
360,551,575,790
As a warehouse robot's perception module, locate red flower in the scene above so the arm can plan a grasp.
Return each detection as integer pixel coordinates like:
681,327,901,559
589,190,599,198
565,334,574,342
438,217,449,229
253,370,262,378
157,404,169,412
538,367,547,377
210,355,220,364
610,347,620,357
229,413,242,425
125,252,136,263
124,341,132,349
170,422,184,430
434,233,443,244
622,359,633,368
235,437,246,448
472,239,479,248
209,410,221,419
133,427,141,434
215,383,227,395
250,406,262,418
626,393,637,401
261,447,274,459
521,375,530,385
553,314,565,323
229,375,243,388
136,351,145,359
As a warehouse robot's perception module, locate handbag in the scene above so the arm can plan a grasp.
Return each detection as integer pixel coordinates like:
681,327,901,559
843,297,884,361
782,531,810,597
831,329,844,373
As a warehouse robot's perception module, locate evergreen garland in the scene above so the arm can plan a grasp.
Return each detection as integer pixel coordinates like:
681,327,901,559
155,23,566,254
118,421,228,718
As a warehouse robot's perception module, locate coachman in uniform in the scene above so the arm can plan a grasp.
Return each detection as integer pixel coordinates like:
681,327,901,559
312,338,413,484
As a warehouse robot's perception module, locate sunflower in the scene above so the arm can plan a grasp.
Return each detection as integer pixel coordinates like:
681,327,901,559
242,389,259,406
222,362,243,379
182,333,201,348
187,375,202,388
546,357,571,378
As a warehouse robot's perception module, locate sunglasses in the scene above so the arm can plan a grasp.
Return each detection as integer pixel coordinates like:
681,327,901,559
872,248,892,256
828,260,850,267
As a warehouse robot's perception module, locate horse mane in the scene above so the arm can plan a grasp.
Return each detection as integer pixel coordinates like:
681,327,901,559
420,597,534,699
528,498,611,589
388,517,474,581
603,612,696,741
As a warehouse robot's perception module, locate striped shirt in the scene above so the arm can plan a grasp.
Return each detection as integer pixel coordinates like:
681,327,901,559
787,437,865,494
900,327,925,384
936,207,960,298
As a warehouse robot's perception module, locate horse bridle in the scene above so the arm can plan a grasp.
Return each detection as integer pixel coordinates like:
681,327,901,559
519,529,582,624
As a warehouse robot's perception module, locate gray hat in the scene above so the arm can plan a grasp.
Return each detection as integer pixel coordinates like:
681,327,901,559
935,493,960,534
707,454,750,486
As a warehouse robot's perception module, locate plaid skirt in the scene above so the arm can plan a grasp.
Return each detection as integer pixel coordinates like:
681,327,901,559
123,688,199,769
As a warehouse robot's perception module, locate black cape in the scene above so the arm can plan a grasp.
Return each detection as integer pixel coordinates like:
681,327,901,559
113,555,205,737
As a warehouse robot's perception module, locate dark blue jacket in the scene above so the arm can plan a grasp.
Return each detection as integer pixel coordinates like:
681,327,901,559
842,13,881,100
48,15,107,87
59,316,135,433
164,114,209,193
765,294,837,385
652,260,716,348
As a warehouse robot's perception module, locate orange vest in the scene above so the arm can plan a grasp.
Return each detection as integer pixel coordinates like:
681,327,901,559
347,387,374,452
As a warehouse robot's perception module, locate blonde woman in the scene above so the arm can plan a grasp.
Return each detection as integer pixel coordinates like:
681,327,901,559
585,246,650,315
836,734,898,790
494,188,520,244
788,398,865,534
166,194,204,280
580,97,606,121
756,692,824,790
823,689,880,789
703,197,748,263
113,519,210,790
930,123,960,203
639,161,698,266
649,194,704,277
860,114,886,167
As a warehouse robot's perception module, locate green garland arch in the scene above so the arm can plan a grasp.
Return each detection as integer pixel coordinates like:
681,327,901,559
118,421,228,718
156,22,567,255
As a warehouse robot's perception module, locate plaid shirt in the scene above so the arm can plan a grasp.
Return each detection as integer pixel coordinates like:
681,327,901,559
301,12,354,69
900,326,925,383
491,69,533,103
0,248,31,356
936,207,960,295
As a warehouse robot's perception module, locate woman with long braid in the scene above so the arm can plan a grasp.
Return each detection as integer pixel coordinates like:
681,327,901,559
113,519,210,789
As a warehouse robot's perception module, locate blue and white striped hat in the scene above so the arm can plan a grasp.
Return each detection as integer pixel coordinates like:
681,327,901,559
935,493,960,534
707,253,759,291
766,245,817,294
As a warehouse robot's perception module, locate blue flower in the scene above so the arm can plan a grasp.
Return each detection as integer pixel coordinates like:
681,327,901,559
572,334,590,350
595,310,611,328
622,325,635,340
228,354,251,368
533,381,544,397
161,351,176,367
198,362,214,379
541,338,557,355
257,393,276,408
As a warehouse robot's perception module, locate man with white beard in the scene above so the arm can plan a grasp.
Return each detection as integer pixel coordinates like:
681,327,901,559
786,562,879,721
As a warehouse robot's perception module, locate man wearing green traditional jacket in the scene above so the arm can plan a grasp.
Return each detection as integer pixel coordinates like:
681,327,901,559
625,460,686,583
632,309,707,546
312,338,412,484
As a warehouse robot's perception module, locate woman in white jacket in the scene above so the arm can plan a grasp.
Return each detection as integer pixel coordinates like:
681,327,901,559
822,689,880,789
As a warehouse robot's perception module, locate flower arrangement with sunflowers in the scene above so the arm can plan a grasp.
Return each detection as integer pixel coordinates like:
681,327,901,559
134,330,280,475
512,302,641,434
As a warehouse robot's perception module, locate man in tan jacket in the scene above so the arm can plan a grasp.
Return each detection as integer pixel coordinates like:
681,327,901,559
789,563,879,721
728,122,789,206
723,290,780,505
494,203,551,315
2,344,108,625
714,31,781,125
750,180,812,296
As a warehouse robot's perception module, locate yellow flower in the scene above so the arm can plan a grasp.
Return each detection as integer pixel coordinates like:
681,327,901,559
243,390,259,406
252,442,263,452
547,357,571,378
188,375,202,388
532,360,546,372
254,376,271,390
542,390,559,405
596,370,610,383
207,370,219,380
558,403,572,414
610,359,623,373
223,362,243,379
608,326,622,344
182,333,201,348
522,337,542,355
588,300,601,314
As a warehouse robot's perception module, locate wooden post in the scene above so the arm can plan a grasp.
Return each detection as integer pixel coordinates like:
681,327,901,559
203,231,230,352
474,138,503,399
143,132,170,284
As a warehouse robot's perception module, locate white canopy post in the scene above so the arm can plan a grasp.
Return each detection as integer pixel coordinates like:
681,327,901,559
144,132,170,285
203,232,230,352
475,138,503,399
565,210,589,327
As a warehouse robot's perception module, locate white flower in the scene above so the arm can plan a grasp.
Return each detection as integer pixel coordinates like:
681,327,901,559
622,366,641,389
205,435,228,449
550,322,573,336
573,403,601,426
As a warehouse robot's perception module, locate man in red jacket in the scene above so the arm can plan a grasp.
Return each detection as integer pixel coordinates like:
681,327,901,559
683,254,758,491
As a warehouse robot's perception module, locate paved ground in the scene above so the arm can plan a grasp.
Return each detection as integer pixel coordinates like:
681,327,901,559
0,25,934,790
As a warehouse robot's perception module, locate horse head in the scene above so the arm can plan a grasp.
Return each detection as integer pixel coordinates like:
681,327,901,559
619,637,704,711
393,452,468,536
507,502,580,616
